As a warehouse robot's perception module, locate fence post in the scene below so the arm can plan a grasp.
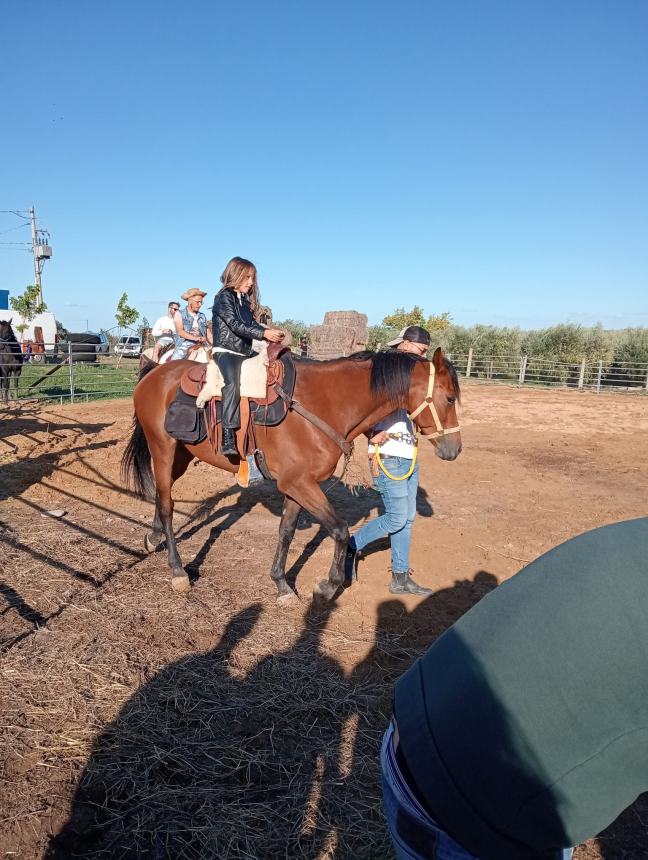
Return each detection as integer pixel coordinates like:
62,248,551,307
518,355,528,385
578,358,586,389
596,360,603,394
466,348,473,378
645,364,648,392
68,341,75,403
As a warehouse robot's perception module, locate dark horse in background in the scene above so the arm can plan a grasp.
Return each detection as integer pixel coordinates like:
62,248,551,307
122,348,462,601
0,319,24,404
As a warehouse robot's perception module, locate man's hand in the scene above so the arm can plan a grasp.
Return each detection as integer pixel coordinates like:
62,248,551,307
370,431,390,446
263,328,285,343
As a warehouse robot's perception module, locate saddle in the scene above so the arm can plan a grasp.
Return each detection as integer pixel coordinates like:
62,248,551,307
179,344,295,426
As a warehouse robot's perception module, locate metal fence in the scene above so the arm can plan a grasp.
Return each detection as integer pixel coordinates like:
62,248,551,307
2,342,140,404
451,349,648,393
3,342,648,405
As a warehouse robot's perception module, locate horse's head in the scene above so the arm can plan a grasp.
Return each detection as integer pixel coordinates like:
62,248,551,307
0,318,13,341
408,347,462,461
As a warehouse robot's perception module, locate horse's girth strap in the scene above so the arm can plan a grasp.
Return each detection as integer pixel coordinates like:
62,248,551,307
273,384,353,457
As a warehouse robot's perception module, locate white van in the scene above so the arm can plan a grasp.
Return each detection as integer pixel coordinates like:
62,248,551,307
115,335,142,356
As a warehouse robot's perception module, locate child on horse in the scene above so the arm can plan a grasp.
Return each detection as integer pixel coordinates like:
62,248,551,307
212,257,284,456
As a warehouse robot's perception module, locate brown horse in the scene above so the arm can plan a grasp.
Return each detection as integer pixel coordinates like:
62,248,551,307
121,347,462,601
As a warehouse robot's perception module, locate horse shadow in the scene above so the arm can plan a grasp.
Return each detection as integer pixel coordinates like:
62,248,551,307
45,570,497,859
179,476,435,591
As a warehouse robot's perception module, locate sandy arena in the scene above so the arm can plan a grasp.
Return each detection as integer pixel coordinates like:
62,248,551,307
1,383,647,858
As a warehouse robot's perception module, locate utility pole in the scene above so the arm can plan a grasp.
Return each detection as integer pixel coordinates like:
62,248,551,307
29,206,52,306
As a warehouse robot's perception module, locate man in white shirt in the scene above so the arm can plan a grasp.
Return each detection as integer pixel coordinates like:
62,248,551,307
152,301,180,362
345,326,433,595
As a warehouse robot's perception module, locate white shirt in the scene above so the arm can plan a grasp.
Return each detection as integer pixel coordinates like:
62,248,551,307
368,409,417,459
152,315,175,337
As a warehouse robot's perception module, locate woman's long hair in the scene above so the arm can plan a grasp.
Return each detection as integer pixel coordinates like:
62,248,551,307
219,257,259,314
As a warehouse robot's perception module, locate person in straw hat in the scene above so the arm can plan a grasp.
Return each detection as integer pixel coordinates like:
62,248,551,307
170,288,211,360
212,256,284,456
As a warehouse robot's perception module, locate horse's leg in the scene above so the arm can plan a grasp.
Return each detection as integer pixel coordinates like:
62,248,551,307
11,370,19,402
278,478,349,603
152,441,194,593
144,493,165,553
269,497,302,600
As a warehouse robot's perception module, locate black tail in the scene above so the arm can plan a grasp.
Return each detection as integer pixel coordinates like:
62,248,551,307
121,415,155,498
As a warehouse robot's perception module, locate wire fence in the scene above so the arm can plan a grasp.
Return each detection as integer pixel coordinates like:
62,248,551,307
450,350,648,393
2,342,647,405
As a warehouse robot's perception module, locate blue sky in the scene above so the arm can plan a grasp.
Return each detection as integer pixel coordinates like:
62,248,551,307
1,1,647,332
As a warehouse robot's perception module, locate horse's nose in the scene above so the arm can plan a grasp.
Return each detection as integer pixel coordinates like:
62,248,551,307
435,435,462,461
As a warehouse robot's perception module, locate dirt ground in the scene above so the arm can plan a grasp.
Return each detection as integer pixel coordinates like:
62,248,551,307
1,383,647,859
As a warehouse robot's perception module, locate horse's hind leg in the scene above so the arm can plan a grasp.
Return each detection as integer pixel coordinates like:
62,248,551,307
152,442,194,593
270,497,302,600
144,495,165,553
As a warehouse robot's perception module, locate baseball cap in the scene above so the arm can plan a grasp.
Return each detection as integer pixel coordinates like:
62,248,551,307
387,325,431,348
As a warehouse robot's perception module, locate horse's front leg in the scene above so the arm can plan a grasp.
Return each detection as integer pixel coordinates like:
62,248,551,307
11,371,19,402
278,478,349,603
269,497,302,601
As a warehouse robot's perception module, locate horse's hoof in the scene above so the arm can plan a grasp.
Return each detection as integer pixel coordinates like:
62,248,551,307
144,533,162,553
277,591,298,606
171,575,191,593
313,580,337,602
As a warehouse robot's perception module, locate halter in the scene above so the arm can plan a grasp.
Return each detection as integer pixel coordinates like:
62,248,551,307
408,361,461,441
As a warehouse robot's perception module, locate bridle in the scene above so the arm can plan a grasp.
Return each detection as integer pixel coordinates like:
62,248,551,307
408,361,461,441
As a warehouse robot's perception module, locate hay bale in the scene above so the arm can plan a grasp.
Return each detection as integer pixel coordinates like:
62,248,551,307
310,311,368,360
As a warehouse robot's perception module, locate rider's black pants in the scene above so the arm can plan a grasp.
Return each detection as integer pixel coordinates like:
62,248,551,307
214,351,246,429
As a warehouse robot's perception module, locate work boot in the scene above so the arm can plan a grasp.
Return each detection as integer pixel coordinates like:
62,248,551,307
389,568,433,596
220,427,238,456
344,538,359,585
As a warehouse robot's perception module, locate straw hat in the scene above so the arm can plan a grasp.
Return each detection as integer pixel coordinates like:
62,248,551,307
181,288,207,301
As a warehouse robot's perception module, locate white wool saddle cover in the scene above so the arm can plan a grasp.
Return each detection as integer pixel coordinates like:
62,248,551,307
196,341,268,408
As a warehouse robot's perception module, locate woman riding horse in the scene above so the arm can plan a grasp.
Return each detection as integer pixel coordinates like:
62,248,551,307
122,344,462,601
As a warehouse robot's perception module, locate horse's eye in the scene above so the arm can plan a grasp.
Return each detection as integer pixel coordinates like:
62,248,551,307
447,396,456,405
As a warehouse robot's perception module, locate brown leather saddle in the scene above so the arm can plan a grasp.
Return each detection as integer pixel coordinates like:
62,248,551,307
179,344,296,427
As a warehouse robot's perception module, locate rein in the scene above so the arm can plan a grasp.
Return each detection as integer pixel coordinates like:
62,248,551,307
408,362,461,440
272,383,354,459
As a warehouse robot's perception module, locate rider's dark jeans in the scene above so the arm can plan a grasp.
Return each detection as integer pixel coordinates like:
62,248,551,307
214,351,246,429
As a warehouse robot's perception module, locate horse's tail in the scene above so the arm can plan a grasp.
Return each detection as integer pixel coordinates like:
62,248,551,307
121,415,155,499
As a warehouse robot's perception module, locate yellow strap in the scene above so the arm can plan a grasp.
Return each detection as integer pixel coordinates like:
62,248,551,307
375,445,418,481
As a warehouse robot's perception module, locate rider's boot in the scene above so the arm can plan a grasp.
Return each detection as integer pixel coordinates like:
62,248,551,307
220,427,238,457
388,568,433,596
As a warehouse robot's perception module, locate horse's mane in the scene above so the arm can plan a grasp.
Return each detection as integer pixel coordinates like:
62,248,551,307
348,349,461,406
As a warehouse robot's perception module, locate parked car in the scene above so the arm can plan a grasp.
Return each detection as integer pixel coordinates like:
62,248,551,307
115,335,142,356
93,332,110,355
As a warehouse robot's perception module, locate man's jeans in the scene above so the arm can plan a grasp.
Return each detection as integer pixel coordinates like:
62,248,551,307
381,722,574,860
352,457,418,572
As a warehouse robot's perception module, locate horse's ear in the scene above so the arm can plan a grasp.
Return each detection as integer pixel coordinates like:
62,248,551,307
432,346,445,371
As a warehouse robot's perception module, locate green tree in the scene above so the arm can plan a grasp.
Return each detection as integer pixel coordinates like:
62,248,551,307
9,284,47,335
115,293,139,331
426,311,453,334
55,319,69,340
138,316,151,346
382,306,427,330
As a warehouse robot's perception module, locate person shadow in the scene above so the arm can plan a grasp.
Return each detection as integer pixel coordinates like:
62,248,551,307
45,570,497,859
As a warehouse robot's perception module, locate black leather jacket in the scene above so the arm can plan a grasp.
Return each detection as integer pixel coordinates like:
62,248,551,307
212,288,265,357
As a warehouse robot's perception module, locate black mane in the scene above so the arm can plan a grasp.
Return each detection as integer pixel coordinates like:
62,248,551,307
348,349,461,406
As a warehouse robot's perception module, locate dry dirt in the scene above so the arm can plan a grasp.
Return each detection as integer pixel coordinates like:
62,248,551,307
1,383,647,858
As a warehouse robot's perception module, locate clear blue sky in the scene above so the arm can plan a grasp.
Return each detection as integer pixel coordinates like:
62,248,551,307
2,1,647,332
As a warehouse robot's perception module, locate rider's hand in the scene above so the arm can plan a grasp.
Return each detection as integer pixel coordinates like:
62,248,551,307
370,431,390,446
263,328,284,343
